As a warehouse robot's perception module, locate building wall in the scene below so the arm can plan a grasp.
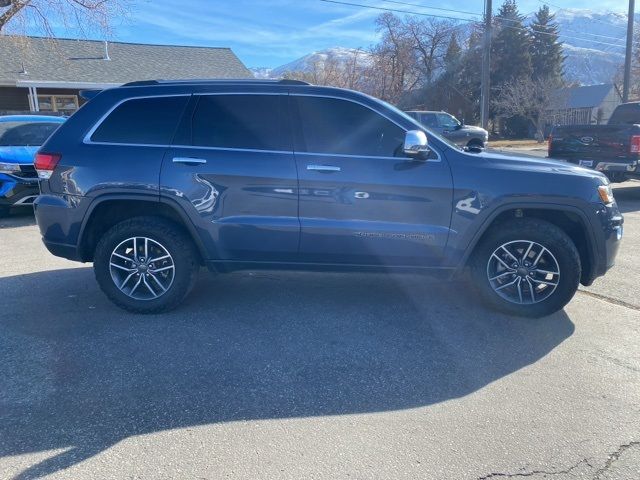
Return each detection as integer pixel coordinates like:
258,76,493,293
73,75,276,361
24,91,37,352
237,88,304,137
597,87,622,124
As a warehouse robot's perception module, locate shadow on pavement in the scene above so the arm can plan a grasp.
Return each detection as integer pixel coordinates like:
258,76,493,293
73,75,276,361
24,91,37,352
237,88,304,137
0,268,574,479
0,210,36,229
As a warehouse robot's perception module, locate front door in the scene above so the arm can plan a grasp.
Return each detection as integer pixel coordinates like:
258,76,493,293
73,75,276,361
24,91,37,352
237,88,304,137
292,95,453,267
161,92,299,262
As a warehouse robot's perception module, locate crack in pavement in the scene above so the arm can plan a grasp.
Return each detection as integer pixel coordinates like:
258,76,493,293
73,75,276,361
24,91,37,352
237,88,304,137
476,459,591,479
593,441,640,479
477,441,640,480
577,289,640,312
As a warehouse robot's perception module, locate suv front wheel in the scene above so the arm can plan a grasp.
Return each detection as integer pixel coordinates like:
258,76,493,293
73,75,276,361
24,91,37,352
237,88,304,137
94,216,199,313
470,218,581,318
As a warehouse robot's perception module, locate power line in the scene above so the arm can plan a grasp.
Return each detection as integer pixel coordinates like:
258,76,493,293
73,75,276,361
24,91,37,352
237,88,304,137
318,0,478,23
380,0,481,18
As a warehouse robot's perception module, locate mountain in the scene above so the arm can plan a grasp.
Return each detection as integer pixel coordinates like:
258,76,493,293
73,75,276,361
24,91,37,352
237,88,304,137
251,10,631,86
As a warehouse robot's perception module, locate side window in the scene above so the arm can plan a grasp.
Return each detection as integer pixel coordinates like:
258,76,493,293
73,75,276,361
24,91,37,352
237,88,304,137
91,96,188,144
190,94,285,150
420,113,438,128
436,113,460,128
295,96,405,157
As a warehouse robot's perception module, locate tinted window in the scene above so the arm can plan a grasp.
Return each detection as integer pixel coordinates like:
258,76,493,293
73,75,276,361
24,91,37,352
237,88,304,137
190,94,284,150
419,113,438,128
91,96,188,144
295,96,405,157
609,103,640,125
0,121,61,146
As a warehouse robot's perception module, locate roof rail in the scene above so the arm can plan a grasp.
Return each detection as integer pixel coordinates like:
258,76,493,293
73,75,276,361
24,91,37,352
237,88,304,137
121,78,311,87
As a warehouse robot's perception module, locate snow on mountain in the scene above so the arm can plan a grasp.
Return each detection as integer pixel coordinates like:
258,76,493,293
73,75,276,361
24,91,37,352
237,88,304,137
251,10,630,86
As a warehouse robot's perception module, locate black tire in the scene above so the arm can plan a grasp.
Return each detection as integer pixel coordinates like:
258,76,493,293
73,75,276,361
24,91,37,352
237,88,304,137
469,218,581,318
467,139,485,149
94,216,199,313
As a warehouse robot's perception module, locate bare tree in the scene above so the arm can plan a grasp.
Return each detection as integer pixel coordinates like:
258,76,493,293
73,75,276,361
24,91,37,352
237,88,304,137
0,0,129,37
493,76,565,141
404,16,453,86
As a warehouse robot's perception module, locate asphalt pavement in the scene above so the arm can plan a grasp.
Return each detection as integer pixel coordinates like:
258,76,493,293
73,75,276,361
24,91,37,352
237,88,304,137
0,179,639,479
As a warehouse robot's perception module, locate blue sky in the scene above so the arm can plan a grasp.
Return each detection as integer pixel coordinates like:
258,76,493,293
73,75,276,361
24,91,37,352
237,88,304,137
27,0,634,68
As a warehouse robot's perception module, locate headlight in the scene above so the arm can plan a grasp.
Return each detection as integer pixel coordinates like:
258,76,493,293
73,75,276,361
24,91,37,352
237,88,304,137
0,162,21,174
598,184,615,205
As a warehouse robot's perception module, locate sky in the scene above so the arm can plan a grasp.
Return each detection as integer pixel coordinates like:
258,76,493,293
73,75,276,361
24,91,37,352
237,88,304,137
13,0,632,68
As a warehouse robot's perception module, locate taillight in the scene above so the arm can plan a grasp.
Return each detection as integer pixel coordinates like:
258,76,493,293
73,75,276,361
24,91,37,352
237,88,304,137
631,135,640,154
34,153,61,179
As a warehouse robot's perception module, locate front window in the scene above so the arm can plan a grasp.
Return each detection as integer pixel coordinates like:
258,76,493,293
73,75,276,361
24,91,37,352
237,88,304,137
37,95,79,114
0,121,62,147
436,113,461,129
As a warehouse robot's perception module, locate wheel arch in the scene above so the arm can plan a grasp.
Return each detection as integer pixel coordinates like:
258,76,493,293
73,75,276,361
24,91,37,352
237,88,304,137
78,194,207,264
461,203,597,286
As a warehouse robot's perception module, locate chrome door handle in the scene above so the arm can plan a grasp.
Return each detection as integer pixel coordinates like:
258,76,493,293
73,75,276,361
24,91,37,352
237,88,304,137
307,164,341,172
173,157,207,165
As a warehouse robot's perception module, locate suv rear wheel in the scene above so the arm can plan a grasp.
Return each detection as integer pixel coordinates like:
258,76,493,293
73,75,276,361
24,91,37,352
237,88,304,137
470,218,581,318
94,216,199,313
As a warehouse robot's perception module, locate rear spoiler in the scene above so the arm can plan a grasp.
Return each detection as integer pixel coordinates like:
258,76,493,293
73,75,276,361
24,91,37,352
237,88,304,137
79,89,102,101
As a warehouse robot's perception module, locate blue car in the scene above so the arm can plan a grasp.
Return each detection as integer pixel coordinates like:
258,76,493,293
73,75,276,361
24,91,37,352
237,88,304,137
0,115,66,216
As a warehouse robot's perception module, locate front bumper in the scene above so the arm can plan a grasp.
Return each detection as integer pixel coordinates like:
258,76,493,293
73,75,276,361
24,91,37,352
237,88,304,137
0,173,39,207
582,201,623,285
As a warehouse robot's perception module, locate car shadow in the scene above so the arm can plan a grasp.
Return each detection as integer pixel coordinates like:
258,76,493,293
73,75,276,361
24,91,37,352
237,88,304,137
0,209,36,229
0,268,574,479
612,182,640,214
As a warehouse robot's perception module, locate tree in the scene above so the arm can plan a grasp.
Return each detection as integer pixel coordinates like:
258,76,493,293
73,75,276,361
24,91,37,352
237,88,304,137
493,76,565,141
529,5,564,81
0,0,129,37
404,16,453,86
443,31,462,70
491,0,532,88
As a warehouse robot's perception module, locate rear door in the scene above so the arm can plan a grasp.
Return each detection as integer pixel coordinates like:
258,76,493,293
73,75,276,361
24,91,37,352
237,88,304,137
292,94,453,267
161,91,299,262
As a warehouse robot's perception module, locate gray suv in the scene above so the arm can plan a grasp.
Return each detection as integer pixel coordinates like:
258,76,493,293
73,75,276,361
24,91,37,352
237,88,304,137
406,111,488,149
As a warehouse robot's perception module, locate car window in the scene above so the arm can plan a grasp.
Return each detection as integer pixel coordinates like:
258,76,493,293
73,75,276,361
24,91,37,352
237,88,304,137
419,113,438,128
0,121,62,146
294,96,405,157
436,113,460,128
91,96,189,144
609,103,640,125
190,94,284,150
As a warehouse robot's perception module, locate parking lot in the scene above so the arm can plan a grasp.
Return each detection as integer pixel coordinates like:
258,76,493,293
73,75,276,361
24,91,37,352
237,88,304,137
0,181,638,480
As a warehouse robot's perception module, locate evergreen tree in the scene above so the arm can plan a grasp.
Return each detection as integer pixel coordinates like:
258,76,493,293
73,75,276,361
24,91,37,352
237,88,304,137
529,5,564,81
491,0,532,88
444,31,462,70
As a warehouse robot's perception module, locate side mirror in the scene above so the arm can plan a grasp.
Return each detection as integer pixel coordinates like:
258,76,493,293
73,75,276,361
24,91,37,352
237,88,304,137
403,130,430,159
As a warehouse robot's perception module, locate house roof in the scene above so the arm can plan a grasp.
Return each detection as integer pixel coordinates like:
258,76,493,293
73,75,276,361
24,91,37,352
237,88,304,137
555,83,615,109
0,35,252,87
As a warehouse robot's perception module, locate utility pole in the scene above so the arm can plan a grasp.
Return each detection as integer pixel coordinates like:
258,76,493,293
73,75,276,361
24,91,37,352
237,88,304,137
480,0,492,129
623,0,635,102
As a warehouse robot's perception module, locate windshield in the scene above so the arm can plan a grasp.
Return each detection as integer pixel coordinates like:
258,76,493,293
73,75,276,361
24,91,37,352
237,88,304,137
0,121,62,147
382,103,463,151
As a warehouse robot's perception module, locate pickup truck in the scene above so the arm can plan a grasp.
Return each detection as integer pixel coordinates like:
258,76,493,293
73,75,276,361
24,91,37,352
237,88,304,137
548,102,640,182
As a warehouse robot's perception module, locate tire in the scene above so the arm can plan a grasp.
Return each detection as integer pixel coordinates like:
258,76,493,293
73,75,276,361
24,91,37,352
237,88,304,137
94,216,199,313
467,139,485,149
469,218,581,318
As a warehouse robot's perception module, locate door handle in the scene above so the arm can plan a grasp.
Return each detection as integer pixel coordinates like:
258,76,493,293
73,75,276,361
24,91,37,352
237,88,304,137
307,164,341,172
173,157,207,165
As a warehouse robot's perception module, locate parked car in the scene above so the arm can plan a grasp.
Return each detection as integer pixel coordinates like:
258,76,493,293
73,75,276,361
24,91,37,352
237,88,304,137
405,110,488,149
0,115,66,216
34,79,622,317
548,102,640,182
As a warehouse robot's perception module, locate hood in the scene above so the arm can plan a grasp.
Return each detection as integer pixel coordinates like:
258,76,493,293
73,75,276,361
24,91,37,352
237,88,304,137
462,125,488,135
0,146,39,165
480,150,607,181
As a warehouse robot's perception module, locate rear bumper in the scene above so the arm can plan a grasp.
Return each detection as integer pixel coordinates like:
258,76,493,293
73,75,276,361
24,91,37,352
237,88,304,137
0,173,39,207
34,194,86,262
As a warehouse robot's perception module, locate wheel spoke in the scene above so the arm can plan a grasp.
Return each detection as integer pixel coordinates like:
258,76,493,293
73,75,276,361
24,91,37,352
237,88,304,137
144,237,148,259
133,237,138,261
516,278,523,303
149,265,174,274
500,245,519,263
532,246,546,267
112,252,134,262
525,277,536,303
489,271,515,282
521,241,533,262
129,275,143,294
110,262,136,272
534,268,559,276
150,254,171,263
530,277,558,287
492,254,512,270
149,273,168,293
495,277,519,291
142,275,158,299
120,272,136,289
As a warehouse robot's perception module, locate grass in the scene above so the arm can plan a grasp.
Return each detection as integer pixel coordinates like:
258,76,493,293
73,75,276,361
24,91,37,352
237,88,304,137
489,139,547,148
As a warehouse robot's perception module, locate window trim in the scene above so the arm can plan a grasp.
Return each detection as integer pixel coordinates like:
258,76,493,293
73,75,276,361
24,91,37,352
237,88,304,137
83,94,192,146
82,91,441,162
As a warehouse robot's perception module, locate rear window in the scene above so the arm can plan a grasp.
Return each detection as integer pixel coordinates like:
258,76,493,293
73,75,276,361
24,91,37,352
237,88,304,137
609,103,640,125
189,94,284,151
0,121,61,147
91,96,188,144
